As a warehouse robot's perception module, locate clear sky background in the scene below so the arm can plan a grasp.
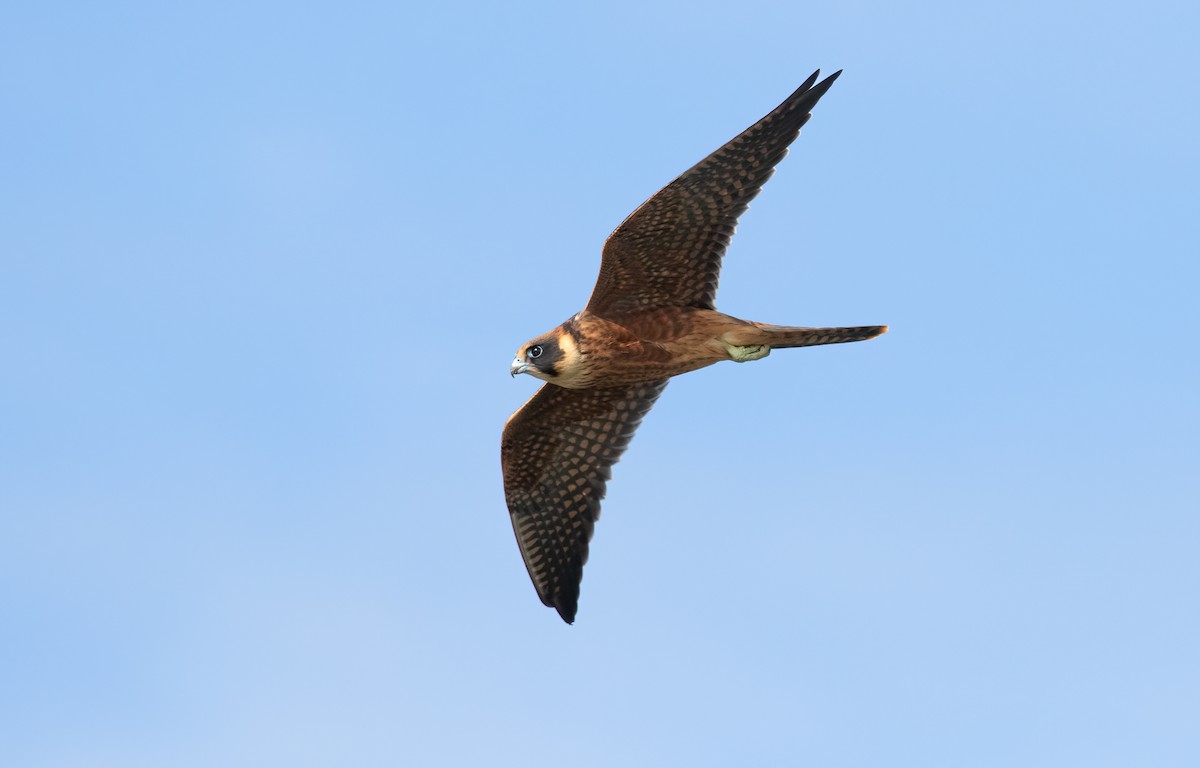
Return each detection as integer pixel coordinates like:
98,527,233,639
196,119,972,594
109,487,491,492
3,2,1198,766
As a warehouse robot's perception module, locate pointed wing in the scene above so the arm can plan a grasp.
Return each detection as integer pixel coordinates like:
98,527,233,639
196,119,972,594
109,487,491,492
587,70,841,316
501,379,668,623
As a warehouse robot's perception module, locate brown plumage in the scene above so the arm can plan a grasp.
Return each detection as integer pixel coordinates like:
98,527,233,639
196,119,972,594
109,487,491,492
502,70,886,623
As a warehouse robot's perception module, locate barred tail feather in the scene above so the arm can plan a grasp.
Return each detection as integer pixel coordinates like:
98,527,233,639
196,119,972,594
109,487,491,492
755,323,887,349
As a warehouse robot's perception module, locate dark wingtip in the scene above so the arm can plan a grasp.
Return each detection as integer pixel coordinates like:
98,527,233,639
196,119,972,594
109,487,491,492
555,599,577,625
781,69,842,120
807,69,842,102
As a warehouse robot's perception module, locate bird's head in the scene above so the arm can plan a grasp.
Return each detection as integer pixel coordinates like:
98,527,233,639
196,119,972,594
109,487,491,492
510,329,571,383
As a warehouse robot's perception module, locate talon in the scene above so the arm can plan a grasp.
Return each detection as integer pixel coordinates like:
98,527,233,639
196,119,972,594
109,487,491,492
725,343,770,362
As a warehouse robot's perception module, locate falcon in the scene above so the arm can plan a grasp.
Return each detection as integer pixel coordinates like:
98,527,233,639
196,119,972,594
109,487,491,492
502,69,886,623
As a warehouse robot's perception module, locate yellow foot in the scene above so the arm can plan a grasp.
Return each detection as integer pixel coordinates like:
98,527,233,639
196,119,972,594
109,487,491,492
725,343,770,362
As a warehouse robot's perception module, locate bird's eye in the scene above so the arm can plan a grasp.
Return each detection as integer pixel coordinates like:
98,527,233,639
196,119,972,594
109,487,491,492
528,345,543,359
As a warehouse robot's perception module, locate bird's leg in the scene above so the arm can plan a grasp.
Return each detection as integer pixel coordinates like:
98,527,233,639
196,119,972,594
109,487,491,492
724,343,770,362
715,323,772,363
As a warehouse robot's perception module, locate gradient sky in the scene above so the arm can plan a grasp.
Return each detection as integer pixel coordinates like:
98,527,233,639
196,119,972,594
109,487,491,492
3,2,1198,766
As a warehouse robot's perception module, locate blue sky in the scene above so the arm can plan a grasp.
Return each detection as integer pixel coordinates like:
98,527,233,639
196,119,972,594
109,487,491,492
2,1,1198,765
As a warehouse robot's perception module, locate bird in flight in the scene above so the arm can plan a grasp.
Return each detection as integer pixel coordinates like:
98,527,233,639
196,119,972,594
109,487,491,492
502,70,886,624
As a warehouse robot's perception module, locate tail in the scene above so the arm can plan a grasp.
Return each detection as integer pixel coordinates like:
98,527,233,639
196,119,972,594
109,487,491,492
748,323,888,349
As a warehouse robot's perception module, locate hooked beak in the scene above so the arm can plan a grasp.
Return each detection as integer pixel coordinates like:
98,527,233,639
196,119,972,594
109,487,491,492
510,358,530,377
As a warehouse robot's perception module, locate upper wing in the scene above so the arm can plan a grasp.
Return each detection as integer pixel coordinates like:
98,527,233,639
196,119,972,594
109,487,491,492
587,70,841,316
501,379,668,624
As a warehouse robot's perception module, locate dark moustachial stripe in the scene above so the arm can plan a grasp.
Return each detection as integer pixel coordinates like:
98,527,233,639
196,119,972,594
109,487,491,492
532,337,564,377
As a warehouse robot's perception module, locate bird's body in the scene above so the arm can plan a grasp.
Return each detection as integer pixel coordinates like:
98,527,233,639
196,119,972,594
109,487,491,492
519,308,885,389
502,70,886,623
